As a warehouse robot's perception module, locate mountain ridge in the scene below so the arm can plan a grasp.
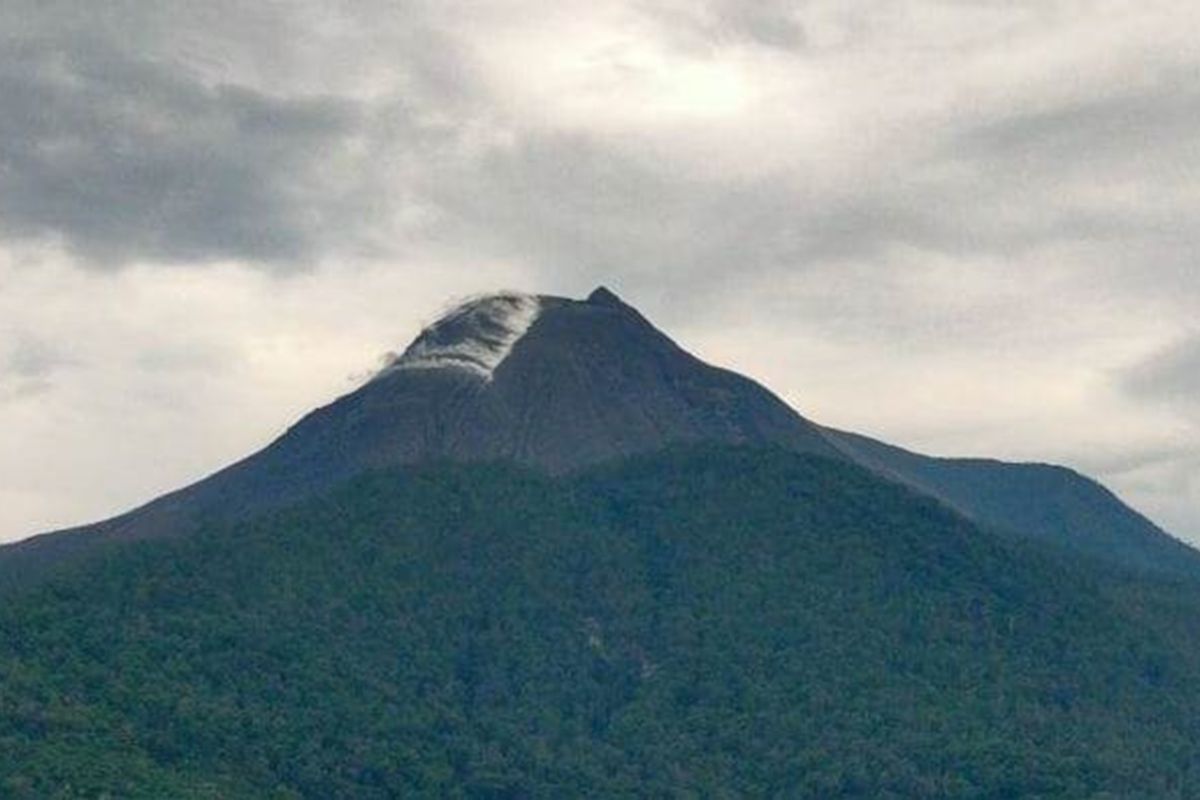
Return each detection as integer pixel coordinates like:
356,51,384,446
2,286,1195,585
824,427,1200,579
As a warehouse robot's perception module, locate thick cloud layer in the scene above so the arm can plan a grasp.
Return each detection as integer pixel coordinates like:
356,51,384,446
0,38,368,265
1,0,1197,542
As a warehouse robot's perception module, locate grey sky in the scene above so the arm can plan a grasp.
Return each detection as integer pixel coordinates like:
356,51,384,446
1,0,1197,543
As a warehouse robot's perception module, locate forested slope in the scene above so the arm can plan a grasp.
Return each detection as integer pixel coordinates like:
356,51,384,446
3,447,1199,798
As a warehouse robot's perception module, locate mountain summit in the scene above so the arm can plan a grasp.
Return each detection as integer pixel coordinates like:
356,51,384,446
218,286,844,500
341,286,843,471
2,287,1196,583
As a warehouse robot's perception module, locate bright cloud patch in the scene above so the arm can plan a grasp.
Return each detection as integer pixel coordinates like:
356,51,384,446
379,292,543,380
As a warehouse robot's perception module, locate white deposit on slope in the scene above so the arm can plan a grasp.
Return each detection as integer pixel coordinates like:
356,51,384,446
379,293,543,381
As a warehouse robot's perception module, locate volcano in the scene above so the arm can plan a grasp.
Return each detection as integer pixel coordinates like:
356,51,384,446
4,287,1200,797
3,286,1192,582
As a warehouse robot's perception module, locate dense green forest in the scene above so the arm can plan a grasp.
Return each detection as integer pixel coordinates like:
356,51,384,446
3,447,1200,798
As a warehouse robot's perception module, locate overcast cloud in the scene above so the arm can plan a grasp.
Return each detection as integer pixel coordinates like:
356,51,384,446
1,0,1198,543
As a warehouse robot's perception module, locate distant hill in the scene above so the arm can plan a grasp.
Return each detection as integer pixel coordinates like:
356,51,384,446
826,428,1200,580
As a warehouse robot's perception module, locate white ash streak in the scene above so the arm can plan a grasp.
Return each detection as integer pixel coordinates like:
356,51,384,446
377,292,542,381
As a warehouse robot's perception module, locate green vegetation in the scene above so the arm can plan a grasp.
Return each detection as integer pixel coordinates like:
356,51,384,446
2,446,1200,798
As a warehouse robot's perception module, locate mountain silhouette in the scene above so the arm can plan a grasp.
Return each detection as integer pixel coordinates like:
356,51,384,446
3,287,1193,584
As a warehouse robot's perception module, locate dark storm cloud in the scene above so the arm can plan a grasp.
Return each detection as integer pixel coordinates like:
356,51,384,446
0,36,372,267
1,0,1195,292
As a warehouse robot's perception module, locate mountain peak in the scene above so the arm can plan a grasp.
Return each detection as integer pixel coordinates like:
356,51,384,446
323,286,846,474
586,286,625,307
